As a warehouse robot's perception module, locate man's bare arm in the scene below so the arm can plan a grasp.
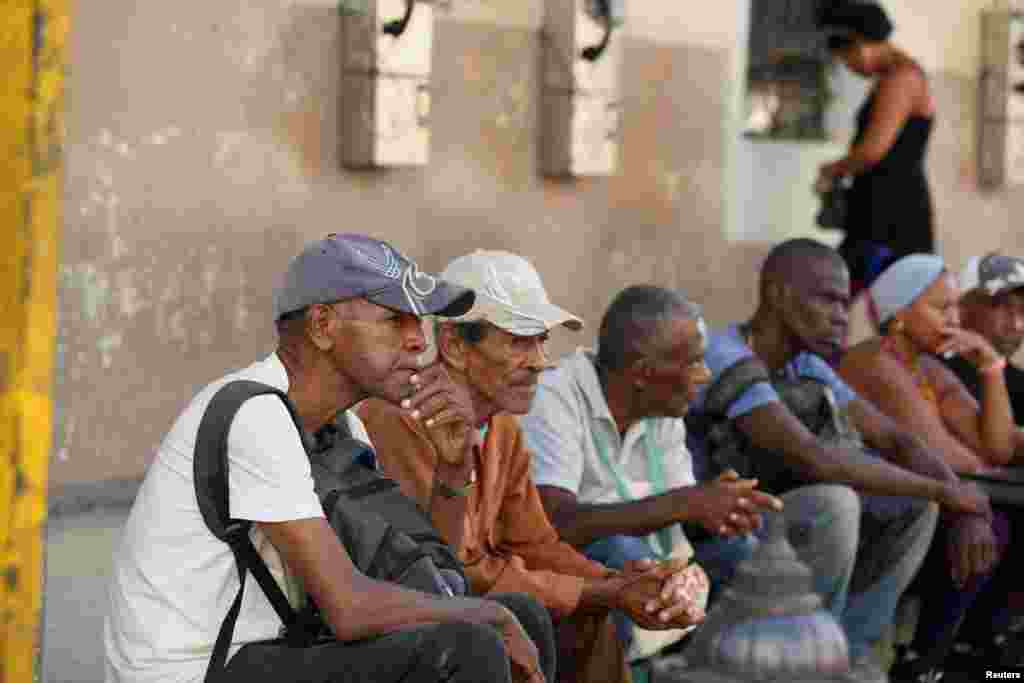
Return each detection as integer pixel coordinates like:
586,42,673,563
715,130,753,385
734,402,958,503
537,478,779,550
847,397,959,484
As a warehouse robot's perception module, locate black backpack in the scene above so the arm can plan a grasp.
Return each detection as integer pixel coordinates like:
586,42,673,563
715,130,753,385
690,357,866,496
193,380,467,682
307,414,467,597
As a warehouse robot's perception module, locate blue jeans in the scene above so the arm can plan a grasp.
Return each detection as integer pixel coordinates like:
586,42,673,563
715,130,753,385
584,484,937,663
775,485,937,662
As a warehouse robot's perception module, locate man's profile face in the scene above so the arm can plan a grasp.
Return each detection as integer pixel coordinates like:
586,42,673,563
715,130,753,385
781,258,850,358
329,298,427,403
640,317,710,418
962,289,1024,358
462,325,551,416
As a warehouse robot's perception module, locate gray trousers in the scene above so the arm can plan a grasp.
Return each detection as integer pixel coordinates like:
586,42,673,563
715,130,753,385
775,484,938,662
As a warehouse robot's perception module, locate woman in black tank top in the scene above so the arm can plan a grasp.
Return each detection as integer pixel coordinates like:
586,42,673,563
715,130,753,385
818,3,935,314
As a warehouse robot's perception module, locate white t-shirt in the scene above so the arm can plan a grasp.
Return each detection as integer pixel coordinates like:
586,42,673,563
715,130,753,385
105,353,371,683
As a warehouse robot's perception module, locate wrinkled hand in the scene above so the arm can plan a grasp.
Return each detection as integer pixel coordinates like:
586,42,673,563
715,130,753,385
491,607,544,683
691,470,784,536
947,513,999,589
401,362,479,465
642,558,709,627
939,480,991,518
616,562,706,631
937,328,1002,371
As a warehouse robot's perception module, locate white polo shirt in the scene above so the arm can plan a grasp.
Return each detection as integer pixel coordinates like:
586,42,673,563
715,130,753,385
521,348,694,558
104,353,371,683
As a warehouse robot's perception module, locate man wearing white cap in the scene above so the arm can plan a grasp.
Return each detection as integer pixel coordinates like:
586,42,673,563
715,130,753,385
947,253,1024,426
358,251,708,683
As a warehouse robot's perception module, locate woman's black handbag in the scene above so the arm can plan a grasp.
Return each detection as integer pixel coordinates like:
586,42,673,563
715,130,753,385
816,176,852,231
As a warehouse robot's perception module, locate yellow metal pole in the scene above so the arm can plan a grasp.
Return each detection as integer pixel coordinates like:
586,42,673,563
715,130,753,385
0,2,67,681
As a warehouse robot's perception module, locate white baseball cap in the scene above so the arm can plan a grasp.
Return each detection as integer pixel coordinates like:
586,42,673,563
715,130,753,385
440,250,583,336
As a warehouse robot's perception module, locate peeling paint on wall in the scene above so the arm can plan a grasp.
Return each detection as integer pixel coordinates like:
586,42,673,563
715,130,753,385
61,264,111,323
214,129,312,194
96,332,122,369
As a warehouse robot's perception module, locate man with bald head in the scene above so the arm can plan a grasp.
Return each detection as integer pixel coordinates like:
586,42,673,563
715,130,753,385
687,238,990,682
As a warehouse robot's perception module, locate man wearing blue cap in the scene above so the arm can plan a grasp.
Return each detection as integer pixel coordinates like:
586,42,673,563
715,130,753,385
105,234,551,683
687,238,990,683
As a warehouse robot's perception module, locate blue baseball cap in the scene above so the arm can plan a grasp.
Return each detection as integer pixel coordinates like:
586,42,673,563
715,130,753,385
273,234,475,320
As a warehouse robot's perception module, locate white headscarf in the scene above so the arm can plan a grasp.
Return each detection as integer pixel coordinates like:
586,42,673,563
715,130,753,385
870,254,946,325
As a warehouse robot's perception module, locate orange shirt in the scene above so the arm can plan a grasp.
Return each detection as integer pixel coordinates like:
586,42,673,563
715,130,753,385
357,399,609,617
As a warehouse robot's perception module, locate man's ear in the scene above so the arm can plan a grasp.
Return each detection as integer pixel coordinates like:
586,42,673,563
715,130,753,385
307,304,335,351
765,280,785,311
629,358,650,392
436,323,469,372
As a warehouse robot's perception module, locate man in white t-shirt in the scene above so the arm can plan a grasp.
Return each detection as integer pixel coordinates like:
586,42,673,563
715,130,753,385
105,234,551,683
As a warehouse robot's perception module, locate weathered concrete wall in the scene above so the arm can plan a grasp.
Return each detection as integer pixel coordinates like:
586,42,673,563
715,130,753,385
55,1,1023,496
56,2,754,491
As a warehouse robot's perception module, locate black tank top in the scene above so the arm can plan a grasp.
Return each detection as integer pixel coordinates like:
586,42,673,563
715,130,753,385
846,87,935,253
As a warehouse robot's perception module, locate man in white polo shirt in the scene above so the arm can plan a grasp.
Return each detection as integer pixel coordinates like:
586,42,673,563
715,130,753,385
521,285,782,661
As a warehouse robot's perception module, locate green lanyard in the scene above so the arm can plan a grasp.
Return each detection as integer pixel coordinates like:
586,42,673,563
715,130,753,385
591,423,674,559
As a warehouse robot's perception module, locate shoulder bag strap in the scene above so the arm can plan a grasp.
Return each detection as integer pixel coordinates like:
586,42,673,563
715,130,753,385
193,380,306,681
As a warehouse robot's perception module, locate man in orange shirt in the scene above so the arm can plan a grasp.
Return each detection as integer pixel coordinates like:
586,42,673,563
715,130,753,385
358,251,761,683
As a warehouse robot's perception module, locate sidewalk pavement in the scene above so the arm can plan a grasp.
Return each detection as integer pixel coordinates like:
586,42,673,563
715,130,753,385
42,506,128,683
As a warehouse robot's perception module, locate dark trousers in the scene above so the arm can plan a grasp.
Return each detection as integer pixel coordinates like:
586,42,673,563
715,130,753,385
218,592,556,683
909,507,1019,663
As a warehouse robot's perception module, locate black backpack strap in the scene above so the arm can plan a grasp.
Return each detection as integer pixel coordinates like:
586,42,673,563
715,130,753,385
207,552,248,679
702,357,772,419
193,380,307,681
